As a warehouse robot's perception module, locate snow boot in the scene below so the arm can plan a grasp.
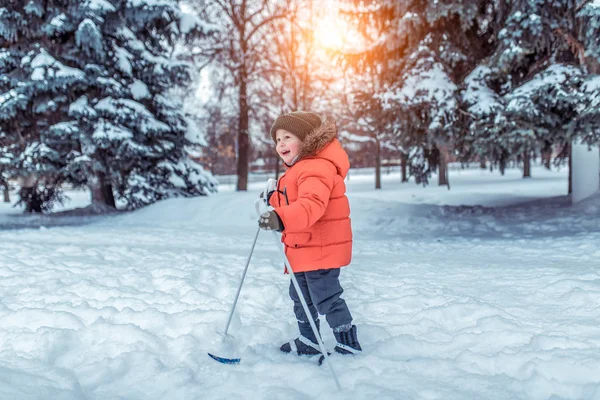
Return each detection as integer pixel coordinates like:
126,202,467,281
280,320,322,356
333,324,362,355
280,335,322,356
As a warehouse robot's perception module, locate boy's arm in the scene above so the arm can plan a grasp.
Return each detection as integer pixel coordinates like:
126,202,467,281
275,160,335,232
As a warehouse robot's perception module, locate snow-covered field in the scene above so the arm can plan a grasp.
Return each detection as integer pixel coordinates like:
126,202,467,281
1,166,600,400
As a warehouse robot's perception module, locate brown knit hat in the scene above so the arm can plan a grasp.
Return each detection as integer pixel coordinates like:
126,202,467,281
270,111,322,142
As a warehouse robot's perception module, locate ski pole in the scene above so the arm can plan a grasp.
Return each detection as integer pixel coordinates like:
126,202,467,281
270,230,342,391
209,184,272,364
222,225,261,337
222,178,276,335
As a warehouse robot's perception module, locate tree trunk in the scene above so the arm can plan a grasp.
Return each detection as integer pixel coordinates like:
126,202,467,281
400,152,408,182
568,142,573,194
17,175,41,213
542,151,551,169
103,182,116,208
523,149,531,178
3,186,10,203
438,144,449,188
91,172,116,208
236,73,250,191
479,158,486,169
375,137,381,189
275,154,281,180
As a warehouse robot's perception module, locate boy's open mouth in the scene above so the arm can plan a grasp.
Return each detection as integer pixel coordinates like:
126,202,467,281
281,150,290,156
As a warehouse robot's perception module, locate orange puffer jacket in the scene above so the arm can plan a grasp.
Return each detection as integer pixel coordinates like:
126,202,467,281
269,119,352,273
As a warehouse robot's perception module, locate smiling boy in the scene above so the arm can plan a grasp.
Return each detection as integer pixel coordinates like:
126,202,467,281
258,111,362,358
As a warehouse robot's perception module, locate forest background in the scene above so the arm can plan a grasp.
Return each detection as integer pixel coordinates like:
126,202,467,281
1,0,599,213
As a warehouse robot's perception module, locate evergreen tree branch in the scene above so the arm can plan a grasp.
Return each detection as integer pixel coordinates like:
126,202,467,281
555,27,586,65
576,0,593,12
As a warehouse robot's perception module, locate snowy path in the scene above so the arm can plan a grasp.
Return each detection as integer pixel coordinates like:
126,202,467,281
1,167,599,399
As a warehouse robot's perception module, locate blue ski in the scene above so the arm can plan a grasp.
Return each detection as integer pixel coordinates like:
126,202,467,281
208,353,241,364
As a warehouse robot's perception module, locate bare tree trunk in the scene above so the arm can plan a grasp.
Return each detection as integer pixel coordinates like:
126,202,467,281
438,144,449,188
375,136,381,189
3,186,9,203
236,74,250,191
523,149,531,178
401,152,408,182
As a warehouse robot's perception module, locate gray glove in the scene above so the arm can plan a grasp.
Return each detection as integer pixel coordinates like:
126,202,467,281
258,210,284,231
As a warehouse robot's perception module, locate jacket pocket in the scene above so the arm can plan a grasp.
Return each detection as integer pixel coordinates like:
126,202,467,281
283,232,312,248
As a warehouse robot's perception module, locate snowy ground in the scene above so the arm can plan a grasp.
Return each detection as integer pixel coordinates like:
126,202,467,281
1,166,599,400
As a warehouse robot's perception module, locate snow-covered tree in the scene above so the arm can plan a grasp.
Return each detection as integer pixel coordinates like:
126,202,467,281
377,45,459,186
0,0,216,212
461,0,600,179
341,0,599,186
338,66,399,188
578,0,600,73
340,0,503,186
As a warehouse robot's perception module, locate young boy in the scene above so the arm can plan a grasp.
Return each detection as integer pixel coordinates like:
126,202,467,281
258,111,362,357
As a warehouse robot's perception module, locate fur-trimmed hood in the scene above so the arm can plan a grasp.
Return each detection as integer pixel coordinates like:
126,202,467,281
295,118,349,178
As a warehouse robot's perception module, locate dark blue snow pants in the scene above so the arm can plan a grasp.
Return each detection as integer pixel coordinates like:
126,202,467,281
289,268,353,341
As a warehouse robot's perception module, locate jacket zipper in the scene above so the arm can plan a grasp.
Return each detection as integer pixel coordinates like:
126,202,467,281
283,185,289,205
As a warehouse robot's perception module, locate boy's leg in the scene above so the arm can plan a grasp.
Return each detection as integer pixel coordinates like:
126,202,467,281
280,272,322,355
305,268,362,354
289,272,320,342
304,269,352,331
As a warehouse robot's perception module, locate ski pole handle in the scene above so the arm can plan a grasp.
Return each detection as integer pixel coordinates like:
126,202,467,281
256,178,277,215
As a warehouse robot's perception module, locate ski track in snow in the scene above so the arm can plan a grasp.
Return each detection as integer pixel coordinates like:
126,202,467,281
1,167,599,400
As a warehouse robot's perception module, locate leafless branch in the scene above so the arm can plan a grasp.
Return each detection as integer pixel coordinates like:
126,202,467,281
245,14,289,42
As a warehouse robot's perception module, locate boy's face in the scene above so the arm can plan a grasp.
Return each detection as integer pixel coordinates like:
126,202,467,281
276,129,302,165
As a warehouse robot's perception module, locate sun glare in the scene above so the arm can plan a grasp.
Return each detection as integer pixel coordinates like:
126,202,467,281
313,15,350,51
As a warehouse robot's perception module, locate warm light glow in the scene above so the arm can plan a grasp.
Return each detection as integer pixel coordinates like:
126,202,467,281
313,15,350,51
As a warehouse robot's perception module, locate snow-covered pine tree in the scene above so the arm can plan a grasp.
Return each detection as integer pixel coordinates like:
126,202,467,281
505,64,584,177
0,0,217,212
462,0,600,179
0,1,84,211
578,0,600,73
460,66,508,173
571,1,600,145
377,45,459,186
340,0,503,186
